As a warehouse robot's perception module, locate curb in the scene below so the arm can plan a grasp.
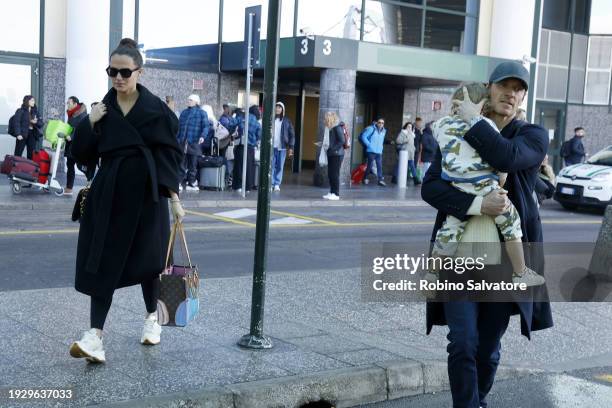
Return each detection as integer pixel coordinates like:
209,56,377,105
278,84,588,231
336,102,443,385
0,199,428,211
95,359,538,408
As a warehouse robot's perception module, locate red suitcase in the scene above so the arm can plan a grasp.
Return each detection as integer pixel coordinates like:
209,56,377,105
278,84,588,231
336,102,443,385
32,150,51,184
1,155,40,182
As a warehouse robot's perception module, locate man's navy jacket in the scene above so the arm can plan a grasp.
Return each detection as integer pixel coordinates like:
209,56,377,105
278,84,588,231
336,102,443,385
421,118,554,339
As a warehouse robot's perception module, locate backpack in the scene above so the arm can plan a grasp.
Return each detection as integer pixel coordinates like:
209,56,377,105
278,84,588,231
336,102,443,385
7,109,20,137
340,122,351,149
560,140,571,158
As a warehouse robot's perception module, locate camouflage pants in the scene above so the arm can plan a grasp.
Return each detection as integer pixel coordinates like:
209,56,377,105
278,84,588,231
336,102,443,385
433,204,523,256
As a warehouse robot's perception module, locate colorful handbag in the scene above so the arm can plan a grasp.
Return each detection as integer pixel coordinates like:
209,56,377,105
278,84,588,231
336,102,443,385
157,222,200,327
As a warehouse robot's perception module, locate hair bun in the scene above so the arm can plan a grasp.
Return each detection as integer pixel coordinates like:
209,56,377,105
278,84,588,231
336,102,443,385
118,38,138,49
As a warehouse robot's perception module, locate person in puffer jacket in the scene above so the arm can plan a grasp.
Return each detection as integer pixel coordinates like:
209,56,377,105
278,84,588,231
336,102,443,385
360,117,387,186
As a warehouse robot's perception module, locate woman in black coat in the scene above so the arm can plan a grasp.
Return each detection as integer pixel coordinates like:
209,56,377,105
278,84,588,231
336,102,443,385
13,95,43,159
69,38,184,364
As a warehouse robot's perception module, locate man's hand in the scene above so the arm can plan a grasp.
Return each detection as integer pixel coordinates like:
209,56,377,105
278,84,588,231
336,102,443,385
66,135,72,142
16,135,23,141
452,86,485,124
198,137,204,145
481,189,510,216
288,149,294,158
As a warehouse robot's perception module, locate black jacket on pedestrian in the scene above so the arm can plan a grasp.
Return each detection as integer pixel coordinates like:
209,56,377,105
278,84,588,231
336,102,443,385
420,126,437,162
275,103,295,149
71,84,182,298
414,127,423,162
565,136,585,165
66,103,88,159
13,106,43,139
421,118,553,339
327,124,345,157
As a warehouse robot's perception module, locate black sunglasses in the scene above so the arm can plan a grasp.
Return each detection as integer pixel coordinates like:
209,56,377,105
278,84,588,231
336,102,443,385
106,66,140,78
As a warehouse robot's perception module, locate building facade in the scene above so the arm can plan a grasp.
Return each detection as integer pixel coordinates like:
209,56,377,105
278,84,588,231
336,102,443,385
1,0,610,184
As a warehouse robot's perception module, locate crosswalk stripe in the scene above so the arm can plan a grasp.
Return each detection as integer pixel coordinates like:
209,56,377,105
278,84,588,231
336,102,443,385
270,217,313,225
214,208,257,219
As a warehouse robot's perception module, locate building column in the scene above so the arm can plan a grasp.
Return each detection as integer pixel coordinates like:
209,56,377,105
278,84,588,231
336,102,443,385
65,0,111,108
314,68,356,188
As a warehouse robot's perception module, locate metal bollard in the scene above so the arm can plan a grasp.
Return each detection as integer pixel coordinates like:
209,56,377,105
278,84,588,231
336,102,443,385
397,149,408,189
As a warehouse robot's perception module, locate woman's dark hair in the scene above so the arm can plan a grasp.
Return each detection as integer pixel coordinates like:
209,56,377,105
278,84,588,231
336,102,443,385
249,105,261,120
402,122,413,130
21,95,35,109
110,38,143,68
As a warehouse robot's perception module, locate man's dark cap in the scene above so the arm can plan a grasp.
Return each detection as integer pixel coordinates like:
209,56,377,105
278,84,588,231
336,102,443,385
489,61,529,90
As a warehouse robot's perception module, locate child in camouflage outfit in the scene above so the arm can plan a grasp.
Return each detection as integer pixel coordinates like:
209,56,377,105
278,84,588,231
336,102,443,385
424,82,545,287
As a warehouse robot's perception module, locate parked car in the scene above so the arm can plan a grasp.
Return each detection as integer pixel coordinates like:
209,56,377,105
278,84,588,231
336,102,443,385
554,145,612,210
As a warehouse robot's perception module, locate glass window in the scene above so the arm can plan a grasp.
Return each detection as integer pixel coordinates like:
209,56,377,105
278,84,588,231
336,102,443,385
364,1,422,46
423,11,475,53
296,0,362,40
536,66,547,100
0,63,32,126
139,0,218,49
548,31,572,66
568,34,588,103
590,0,612,34
536,29,570,102
425,0,478,14
547,67,569,101
0,1,40,54
543,0,571,31
584,36,612,104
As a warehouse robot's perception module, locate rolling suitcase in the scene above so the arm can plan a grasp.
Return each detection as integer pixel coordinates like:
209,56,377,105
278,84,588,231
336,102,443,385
197,139,225,191
1,155,40,182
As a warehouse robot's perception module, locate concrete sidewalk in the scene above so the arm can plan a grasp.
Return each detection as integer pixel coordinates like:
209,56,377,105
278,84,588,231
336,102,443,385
3,267,612,407
0,173,427,210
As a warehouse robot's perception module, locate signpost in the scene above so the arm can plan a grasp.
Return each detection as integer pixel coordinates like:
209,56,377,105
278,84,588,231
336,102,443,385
241,6,261,197
238,0,281,350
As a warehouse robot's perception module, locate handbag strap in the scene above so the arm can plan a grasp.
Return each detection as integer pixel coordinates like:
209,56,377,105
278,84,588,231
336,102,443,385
164,222,193,268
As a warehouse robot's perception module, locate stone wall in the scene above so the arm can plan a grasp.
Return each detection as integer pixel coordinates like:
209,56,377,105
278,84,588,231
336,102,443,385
403,87,455,125
43,58,66,121
314,68,356,187
566,104,612,156
140,68,241,116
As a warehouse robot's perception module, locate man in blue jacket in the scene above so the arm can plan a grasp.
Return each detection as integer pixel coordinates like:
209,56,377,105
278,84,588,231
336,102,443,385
361,117,387,186
178,94,209,191
421,61,553,408
563,127,586,166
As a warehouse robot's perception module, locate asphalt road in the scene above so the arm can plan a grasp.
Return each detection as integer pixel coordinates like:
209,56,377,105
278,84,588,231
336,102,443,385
0,200,604,291
359,365,612,408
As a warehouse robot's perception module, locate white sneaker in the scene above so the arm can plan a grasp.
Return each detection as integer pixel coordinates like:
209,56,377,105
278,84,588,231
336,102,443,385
70,329,106,363
236,188,242,193
186,184,199,192
328,194,340,201
513,267,546,287
273,185,280,192
179,185,183,192
322,193,333,199
141,315,162,345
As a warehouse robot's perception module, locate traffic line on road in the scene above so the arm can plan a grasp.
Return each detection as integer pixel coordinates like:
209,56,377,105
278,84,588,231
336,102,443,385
594,374,612,383
269,209,340,225
0,228,79,236
184,209,256,227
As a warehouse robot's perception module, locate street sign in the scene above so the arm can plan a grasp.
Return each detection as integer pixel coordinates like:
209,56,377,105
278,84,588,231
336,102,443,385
243,6,261,67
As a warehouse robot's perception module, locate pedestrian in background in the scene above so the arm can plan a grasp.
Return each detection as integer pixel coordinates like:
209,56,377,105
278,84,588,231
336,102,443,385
165,96,179,118
419,121,437,177
232,105,261,193
394,122,420,185
360,117,387,186
13,95,43,160
414,117,424,166
64,96,88,195
177,94,209,191
271,101,295,192
535,154,556,205
69,38,184,364
562,127,586,166
323,111,344,200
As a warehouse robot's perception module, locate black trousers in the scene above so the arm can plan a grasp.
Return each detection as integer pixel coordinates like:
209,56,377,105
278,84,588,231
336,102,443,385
66,156,76,189
90,278,160,330
327,154,343,196
232,144,255,191
181,142,200,185
14,129,37,160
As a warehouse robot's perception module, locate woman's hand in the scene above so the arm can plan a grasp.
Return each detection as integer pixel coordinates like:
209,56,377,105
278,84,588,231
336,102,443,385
170,191,185,223
89,103,107,126
16,135,23,141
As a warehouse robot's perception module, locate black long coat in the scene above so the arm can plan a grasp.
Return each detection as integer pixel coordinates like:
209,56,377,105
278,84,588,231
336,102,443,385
421,119,554,339
71,84,182,298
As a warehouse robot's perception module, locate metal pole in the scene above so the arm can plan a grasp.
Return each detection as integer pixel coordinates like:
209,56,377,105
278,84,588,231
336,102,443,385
238,0,281,350
242,13,254,198
527,0,543,123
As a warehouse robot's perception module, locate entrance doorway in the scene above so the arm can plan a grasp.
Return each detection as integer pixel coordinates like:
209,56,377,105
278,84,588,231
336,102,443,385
0,56,40,133
536,102,566,173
